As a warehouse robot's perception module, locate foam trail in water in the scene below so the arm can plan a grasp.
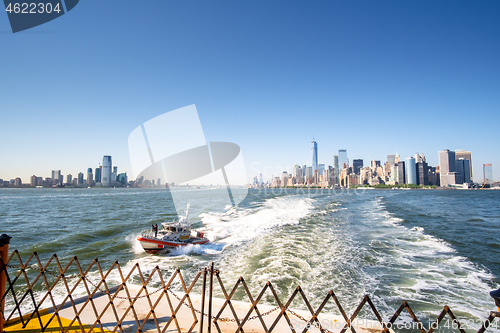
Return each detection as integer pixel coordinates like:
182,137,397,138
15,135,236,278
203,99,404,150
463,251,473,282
200,196,315,248
169,242,225,256
362,198,496,325
117,195,316,287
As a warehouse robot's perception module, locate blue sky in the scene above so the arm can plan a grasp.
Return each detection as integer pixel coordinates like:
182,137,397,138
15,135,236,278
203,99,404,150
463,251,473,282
1,0,499,183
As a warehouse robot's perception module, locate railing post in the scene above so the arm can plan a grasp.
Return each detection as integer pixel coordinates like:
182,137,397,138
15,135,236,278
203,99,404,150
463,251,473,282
208,262,214,333
200,267,207,333
0,234,12,333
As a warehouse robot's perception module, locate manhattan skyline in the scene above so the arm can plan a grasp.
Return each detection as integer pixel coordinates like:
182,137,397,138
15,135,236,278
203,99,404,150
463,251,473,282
1,1,499,182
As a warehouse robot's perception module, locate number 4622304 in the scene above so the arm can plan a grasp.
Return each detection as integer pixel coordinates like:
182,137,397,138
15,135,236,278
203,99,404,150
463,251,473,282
5,2,62,14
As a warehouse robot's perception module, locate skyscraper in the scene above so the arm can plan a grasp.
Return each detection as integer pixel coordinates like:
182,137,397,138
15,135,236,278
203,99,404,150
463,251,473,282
14,178,22,186
405,157,416,185
101,156,112,187
87,168,94,186
77,172,84,184
281,171,289,187
438,149,456,187
327,166,334,187
305,166,313,184
318,164,325,177
51,170,61,185
455,150,473,181
371,160,381,170
483,164,493,184
117,173,128,185
95,167,101,184
311,138,318,172
292,165,302,184
30,175,37,187
338,149,348,169
396,161,405,184
386,155,396,165
352,159,363,175
333,155,339,185
416,161,429,185
112,166,118,185
455,159,471,184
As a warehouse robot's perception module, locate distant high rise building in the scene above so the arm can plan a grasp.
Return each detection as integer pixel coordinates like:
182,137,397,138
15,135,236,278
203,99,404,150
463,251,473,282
66,174,72,184
305,166,313,184
327,166,334,187
87,168,94,186
30,175,37,187
338,149,348,169
455,150,473,181
405,157,416,185
51,170,61,185
386,155,396,165
483,164,493,184
396,161,405,184
324,167,329,185
95,167,101,184
352,159,363,175
427,166,439,186
101,155,112,187
117,173,128,185
311,138,318,172
438,149,456,187
340,167,350,187
416,161,429,185
313,169,319,185
333,155,340,185
318,164,325,177
77,172,84,184
112,166,118,184
292,165,302,185
455,159,471,184
383,161,392,179
281,171,288,187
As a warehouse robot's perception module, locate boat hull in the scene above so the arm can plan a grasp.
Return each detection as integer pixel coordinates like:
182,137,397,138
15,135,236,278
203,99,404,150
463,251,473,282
137,236,209,254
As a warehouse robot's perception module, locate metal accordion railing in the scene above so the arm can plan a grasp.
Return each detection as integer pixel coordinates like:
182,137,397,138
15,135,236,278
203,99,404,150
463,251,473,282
0,250,499,333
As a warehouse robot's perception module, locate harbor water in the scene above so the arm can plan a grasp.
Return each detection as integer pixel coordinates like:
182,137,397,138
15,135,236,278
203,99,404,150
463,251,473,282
1,187,499,328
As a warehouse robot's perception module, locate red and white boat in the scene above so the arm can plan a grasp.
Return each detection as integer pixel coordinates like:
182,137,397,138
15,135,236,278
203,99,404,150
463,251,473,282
137,204,209,254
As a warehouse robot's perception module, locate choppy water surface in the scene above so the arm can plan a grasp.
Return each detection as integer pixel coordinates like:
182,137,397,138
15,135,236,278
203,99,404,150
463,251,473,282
1,187,499,328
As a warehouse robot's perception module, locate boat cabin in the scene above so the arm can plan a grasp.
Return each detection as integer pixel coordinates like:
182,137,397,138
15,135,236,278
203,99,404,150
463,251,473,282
163,225,188,233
